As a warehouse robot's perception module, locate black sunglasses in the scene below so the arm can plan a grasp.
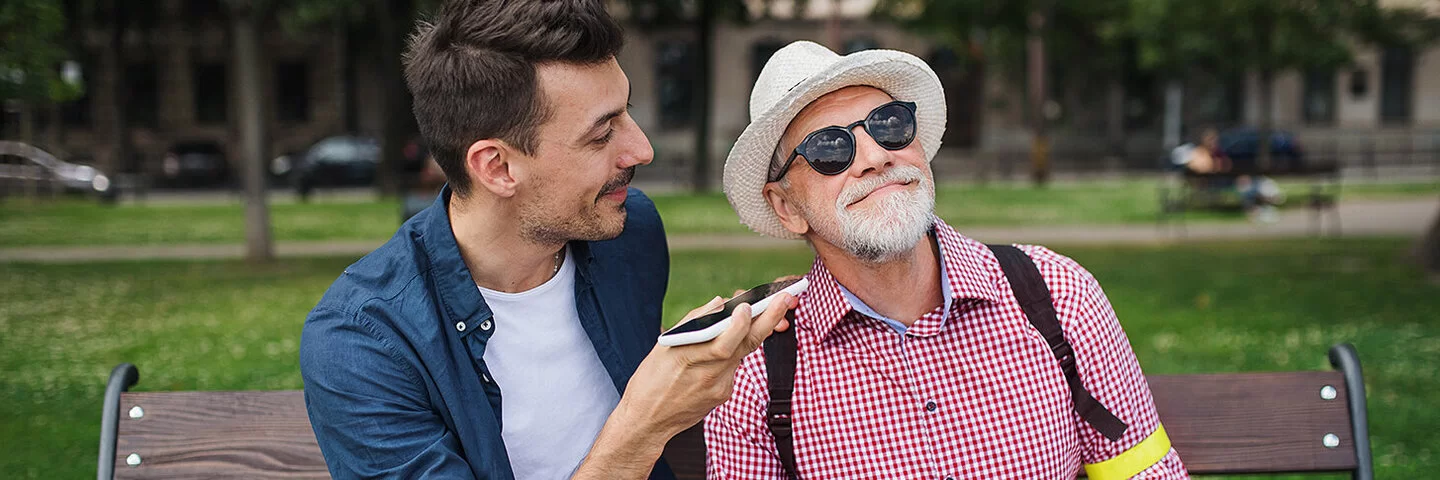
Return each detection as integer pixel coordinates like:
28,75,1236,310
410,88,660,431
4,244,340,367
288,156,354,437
768,101,918,183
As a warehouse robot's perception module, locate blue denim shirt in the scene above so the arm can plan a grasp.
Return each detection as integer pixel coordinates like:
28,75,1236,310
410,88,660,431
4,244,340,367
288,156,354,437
300,186,674,479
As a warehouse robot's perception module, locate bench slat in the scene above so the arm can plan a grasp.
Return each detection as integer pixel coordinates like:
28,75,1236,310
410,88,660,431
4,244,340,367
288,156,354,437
115,391,326,479
1149,371,1356,474
109,372,1360,479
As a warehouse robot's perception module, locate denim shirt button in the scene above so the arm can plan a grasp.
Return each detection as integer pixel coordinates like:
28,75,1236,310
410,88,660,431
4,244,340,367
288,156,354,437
455,321,466,332
480,319,493,331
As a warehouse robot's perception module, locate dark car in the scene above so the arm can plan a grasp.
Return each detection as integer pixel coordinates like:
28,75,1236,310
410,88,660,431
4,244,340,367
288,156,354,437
288,135,379,200
0,141,119,203
1219,127,1306,171
160,141,232,188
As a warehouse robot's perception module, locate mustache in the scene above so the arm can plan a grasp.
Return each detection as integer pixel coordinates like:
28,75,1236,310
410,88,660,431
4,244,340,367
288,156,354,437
597,166,636,200
836,165,925,207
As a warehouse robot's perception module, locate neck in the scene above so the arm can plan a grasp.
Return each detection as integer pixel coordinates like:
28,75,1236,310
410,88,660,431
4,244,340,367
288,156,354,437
815,234,943,327
449,193,565,293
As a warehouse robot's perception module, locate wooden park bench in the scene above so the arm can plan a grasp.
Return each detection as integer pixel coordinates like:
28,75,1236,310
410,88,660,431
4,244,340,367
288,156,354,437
1158,162,1343,237
97,343,1375,479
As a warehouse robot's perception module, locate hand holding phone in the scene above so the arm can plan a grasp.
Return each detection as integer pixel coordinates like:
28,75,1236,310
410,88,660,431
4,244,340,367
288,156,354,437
658,278,809,347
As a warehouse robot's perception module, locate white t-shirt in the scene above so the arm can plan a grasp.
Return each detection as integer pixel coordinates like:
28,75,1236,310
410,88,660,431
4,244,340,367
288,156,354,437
478,249,620,479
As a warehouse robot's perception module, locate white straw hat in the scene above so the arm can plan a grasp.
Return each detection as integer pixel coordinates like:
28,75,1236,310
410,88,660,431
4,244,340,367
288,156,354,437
722,40,946,239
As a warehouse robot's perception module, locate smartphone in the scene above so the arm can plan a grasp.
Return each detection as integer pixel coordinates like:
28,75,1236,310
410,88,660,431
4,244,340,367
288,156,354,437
657,278,809,347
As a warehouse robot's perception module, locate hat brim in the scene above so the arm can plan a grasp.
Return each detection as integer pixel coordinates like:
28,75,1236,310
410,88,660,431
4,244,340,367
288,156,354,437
722,50,947,239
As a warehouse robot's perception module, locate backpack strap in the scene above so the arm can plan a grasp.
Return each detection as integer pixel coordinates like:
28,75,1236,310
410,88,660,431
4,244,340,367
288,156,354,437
987,244,1129,442
763,311,800,479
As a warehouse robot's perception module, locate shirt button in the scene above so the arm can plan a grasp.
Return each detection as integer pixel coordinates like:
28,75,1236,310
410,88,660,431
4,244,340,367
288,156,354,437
455,321,466,332
480,319,493,331
925,400,938,412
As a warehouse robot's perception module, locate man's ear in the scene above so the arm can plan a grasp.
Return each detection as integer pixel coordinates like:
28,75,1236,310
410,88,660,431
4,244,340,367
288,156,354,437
763,183,810,236
466,139,518,198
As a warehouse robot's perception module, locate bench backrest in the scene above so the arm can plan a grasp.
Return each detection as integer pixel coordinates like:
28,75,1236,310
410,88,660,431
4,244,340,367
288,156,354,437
102,367,1370,478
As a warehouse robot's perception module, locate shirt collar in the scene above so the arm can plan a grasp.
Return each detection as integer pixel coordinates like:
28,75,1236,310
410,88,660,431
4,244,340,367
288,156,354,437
414,185,596,338
797,216,1003,339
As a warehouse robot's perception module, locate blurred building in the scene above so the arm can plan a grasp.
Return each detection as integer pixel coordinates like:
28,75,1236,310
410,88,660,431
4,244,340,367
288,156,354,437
5,0,1436,184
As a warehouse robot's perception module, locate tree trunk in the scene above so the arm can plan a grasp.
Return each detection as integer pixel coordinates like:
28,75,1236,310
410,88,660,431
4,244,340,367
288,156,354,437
106,0,132,177
1162,80,1183,150
1418,202,1440,281
1257,69,1275,170
230,3,273,263
375,0,416,197
335,19,357,133
1026,9,1049,187
1105,76,1125,160
46,102,62,148
18,102,34,144
692,0,716,192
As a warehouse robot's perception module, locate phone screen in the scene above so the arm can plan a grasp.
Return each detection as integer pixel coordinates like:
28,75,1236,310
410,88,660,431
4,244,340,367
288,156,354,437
662,283,774,335
661,278,801,336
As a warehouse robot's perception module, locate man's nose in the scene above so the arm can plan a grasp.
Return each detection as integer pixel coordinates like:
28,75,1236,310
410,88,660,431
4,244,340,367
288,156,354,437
847,125,894,177
619,117,654,168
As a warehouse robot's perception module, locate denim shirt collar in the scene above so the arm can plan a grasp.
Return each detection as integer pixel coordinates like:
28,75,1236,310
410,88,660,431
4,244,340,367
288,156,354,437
415,185,597,339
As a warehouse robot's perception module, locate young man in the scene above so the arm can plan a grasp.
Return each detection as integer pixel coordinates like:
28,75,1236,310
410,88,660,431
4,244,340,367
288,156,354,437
706,41,1189,479
299,1,794,478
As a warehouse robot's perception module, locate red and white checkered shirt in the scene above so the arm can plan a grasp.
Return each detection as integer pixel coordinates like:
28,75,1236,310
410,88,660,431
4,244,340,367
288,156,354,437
705,219,1188,479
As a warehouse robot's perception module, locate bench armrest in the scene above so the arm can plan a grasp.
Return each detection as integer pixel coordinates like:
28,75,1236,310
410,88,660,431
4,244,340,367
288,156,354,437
1329,343,1374,480
97,363,139,480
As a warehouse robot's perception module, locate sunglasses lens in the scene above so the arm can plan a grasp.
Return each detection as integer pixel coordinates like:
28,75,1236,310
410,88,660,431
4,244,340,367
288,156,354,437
867,103,916,149
803,129,854,175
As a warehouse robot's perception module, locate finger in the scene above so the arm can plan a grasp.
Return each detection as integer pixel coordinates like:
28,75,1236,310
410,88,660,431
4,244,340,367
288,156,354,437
733,289,746,298
706,302,755,356
741,293,795,352
772,274,804,284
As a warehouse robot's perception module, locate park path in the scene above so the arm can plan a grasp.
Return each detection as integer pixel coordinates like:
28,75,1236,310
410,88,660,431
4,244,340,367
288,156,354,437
1,198,1434,263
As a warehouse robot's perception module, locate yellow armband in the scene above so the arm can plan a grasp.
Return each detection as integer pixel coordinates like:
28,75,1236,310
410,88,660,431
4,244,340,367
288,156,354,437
1082,424,1172,480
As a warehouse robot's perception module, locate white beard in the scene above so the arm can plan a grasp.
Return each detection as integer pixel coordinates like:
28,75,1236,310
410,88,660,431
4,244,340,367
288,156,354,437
802,164,935,263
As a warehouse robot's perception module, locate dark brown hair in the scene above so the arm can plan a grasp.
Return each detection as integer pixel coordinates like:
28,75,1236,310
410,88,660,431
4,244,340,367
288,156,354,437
403,0,624,196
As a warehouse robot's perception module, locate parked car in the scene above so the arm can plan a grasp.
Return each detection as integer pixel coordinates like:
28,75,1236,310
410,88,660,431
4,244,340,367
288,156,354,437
1218,127,1307,171
0,141,118,203
160,141,232,188
285,135,380,200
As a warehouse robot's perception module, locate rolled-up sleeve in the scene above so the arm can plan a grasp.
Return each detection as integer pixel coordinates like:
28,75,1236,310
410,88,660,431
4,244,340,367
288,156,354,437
1023,246,1189,479
300,307,475,479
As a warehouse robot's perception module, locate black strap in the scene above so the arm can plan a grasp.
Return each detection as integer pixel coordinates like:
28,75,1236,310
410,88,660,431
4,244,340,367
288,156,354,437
987,243,1129,442
764,311,800,479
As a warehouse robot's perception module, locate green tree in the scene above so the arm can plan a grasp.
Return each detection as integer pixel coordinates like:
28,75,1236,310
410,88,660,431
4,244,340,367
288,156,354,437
284,0,441,197
0,0,83,142
876,0,1134,186
625,0,754,191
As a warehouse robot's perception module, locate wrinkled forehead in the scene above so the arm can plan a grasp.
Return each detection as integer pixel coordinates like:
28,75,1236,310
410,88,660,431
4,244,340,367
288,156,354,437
779,86,895,149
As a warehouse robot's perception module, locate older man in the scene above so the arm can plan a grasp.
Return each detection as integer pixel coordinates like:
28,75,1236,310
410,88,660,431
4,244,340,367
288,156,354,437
705,41,1189,479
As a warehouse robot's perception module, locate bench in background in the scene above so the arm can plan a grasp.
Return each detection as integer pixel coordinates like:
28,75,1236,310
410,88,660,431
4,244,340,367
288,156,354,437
98,344,1374,479
1158,162,1343,236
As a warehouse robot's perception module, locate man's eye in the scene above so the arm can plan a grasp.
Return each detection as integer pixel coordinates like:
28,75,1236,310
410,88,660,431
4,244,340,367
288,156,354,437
595,128,615,145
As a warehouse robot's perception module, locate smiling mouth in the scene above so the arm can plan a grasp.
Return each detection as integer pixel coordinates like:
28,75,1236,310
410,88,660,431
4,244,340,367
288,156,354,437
848,180,915,207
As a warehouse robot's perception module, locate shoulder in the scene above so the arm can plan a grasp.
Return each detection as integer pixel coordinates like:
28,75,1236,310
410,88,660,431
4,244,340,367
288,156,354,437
310,237,425,320
590,187,669,274
623,187,666,245
1013,244,1104,301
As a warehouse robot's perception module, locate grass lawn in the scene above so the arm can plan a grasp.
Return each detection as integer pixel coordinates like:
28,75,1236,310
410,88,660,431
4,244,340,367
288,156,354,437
2,238,1438,478
1,179,1435,247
